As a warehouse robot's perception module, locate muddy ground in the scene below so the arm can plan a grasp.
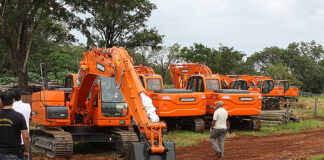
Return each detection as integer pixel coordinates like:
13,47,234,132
177,129,324,160
33,129,324,160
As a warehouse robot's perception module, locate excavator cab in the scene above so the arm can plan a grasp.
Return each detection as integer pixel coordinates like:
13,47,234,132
187,76,205,92
229,80,249,90
276,80,289,93
100,76,128,117
258,80,274,94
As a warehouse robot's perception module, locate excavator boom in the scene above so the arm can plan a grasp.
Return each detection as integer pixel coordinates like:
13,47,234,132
31,47,176,160
79,47,175,156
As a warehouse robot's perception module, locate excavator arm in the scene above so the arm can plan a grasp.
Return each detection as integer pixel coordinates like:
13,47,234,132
134,64,156,74
170,63,212,89
70,47,175,159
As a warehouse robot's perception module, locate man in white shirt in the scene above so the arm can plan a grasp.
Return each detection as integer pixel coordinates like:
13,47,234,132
210,101,228,158
12,89,31,160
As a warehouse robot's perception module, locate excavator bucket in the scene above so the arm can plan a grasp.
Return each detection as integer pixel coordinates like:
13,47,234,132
124,142,176,160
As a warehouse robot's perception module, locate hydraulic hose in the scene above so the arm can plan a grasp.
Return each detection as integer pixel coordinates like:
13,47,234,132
111,64,123,89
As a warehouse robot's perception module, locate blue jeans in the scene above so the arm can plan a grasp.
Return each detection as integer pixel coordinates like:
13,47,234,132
0,153,20,160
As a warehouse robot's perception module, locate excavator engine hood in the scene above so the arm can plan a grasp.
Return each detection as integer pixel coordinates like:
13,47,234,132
125,142,176,160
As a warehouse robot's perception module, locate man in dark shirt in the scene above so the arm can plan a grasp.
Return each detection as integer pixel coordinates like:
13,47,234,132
0,91,30,160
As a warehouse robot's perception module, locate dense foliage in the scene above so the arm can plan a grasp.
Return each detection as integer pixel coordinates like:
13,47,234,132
177,41,324,93
0,1,323,93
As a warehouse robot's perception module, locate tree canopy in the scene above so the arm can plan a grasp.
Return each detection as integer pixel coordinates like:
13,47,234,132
71,0,163,49
0,0,79,91
179,43,247,75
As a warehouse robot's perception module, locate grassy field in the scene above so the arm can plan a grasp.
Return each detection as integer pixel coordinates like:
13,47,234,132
292,97,324,118
163,130,211,147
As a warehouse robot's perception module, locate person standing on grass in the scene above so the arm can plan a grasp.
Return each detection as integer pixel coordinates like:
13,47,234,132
12,89,32,160
0,90,30,160
210,101,228,158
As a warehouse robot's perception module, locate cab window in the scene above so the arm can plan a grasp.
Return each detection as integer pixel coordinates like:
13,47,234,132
64,75,74,88
206,79,220,90
279,81,289,92
233,80,248,90
261,80,274,94
187,77,205,92
100,76,127,117
146,78,162,90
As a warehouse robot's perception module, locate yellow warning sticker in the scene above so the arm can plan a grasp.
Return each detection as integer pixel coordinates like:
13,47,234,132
116,55,120,67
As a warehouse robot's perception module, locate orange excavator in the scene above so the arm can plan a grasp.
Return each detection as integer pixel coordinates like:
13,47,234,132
134,65,206,133
170,63,262,130
275,80,299,100
134,64,155,75
31,47,176,160
225,75,299,110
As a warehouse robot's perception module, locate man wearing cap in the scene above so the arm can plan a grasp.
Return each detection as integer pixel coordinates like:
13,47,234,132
210,101,228,158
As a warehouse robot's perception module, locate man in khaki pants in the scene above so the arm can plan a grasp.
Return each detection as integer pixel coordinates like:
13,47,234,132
210,101,228,158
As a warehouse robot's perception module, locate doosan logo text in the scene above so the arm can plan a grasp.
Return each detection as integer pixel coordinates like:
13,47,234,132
239,97,253,101
180,98,195,102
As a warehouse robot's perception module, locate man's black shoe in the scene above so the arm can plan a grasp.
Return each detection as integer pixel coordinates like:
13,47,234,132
214,151,221,156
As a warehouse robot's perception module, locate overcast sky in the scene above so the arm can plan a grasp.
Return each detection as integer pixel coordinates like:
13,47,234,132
146,0,324,56
73,0,324,56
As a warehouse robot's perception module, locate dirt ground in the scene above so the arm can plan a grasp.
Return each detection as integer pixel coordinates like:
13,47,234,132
177,129,324,160
33,129,324,160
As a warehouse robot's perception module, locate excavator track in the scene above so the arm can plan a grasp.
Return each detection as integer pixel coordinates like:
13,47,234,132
111,128,139,155
30,128,73,158
177,117,205,133
262,97,280,110
193,117,205,133
228,116,262,131
249,117,262,131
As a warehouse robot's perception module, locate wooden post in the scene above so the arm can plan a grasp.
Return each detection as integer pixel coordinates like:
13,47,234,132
314,98,318,116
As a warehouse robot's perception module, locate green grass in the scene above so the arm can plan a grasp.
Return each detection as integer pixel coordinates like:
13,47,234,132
294,108,324,117
164,130,210,147
291,97,324,118
319,110,324,117
307,154,324,160
232,130,269,136
294,109,317,117
261,120,324,134
298,96,324,100
230,120,324,136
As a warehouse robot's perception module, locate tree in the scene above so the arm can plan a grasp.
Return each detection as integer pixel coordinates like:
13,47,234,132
72,0,163,49
284,42,324,93
0,0,79,91
149,43,181,83
247,41,324,93
264,64,302,87
246,46,285,74
216,45,246,75
179,43,247,74
179,43,218,71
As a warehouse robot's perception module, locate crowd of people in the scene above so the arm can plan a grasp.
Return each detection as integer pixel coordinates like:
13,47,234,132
0,89,31,160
